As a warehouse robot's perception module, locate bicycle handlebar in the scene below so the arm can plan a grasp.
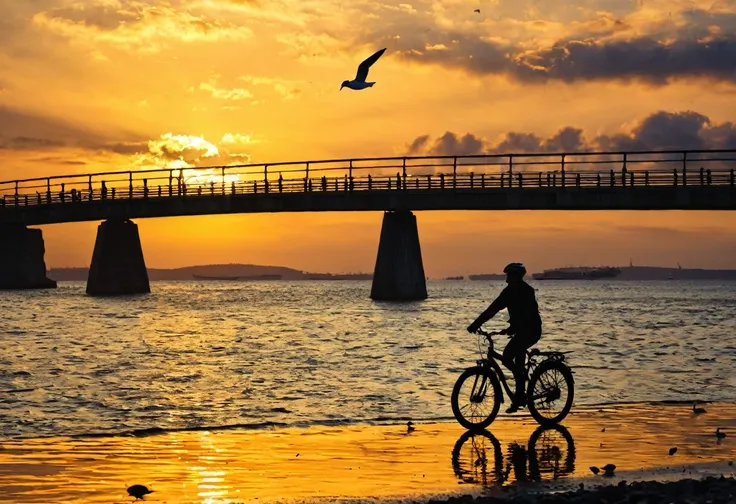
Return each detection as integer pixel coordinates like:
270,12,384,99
474,328,505,337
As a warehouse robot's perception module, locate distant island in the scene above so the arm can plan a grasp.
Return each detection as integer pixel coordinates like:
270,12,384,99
468,266,736,281
47,264,373,282
46,264,736,282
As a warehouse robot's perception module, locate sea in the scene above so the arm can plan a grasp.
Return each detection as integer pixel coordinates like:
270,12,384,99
1,280,735,439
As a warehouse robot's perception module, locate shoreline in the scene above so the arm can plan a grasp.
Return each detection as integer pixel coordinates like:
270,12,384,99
0,403,733,504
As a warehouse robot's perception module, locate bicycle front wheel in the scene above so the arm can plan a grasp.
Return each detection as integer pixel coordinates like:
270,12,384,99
527,361,575,426
451,366,502,430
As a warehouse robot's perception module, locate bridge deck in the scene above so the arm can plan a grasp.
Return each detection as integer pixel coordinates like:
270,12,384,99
1,150,735,225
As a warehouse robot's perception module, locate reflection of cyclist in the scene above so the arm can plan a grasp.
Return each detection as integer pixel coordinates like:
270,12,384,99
467,263,542,414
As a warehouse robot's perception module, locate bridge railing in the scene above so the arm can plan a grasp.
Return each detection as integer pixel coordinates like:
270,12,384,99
1,150,735,208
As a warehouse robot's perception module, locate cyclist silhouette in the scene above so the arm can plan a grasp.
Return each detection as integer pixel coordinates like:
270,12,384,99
467,262,542,414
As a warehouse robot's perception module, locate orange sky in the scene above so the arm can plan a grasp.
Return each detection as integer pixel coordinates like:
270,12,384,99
1,0,736,276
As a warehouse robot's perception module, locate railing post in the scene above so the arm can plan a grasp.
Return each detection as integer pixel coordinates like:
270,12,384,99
731,168,734,186
129,172,133,198
561,154,566,188
88,175,92,195
682,152,688,186
508,155,513,181
169,170,173,197
402,158,407,190
222,167,226,195
143,179,148,199
14,181,18,200
453,157,457,189
46,178,51,204
306,162,310,181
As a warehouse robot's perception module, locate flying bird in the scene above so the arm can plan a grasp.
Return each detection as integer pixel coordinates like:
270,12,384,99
474,9,481,13
341,48,386,91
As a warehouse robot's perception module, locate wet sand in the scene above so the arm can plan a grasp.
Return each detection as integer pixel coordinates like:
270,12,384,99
0,403,733,504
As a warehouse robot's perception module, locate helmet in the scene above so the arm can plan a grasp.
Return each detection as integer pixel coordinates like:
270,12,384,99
503,262,527,277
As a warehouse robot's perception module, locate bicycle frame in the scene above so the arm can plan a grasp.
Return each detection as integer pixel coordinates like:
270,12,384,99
474,331,571,405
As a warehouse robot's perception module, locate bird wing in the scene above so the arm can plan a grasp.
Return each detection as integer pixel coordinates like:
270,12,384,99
355,48,386,82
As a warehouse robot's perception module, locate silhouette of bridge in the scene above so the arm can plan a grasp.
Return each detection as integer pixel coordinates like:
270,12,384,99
1,149,735,298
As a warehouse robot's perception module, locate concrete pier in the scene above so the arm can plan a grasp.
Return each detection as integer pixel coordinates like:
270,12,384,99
370,210,427,301
0,224,57,290
86,219,150,296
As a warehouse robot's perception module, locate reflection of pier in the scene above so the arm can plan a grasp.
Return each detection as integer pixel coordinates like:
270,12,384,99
451,424,576,487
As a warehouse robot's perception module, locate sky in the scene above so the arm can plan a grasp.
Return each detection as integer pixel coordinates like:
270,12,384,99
1,0,736,276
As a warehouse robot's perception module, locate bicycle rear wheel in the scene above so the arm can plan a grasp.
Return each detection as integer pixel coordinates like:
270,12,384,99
527,361,574,426
451,366,502,430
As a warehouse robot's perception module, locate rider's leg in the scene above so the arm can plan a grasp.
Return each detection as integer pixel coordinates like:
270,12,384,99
502,337,527,412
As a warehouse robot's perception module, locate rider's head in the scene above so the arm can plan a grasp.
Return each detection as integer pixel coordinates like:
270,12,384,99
503,262,527,283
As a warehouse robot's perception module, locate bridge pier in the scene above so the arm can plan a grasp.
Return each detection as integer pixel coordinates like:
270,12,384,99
86,219,150,296
370,210,428,301
0,224,57,290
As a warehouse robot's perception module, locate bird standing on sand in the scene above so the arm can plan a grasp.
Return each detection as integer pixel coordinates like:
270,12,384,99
692,402,707,414
340,48,386,91
127,484,153,501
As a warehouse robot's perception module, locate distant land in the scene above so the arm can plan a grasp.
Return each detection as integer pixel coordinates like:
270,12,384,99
47,264,372,282
47,264,736,281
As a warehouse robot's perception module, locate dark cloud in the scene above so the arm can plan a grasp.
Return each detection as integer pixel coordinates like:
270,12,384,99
368,9,736,85
0,106,149,155
405,110,736,157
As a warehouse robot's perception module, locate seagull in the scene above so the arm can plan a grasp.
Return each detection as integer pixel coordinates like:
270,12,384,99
692,402,707,414
474,8,481,13
127,484,154,501
340,48,386,91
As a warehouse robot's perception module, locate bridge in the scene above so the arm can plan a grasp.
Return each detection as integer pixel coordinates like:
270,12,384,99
1,149,734,299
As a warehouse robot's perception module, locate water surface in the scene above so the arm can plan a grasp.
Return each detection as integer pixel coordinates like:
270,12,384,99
1,280,735,438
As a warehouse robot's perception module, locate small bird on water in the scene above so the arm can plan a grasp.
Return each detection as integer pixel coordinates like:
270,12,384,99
716,428,726,439
407,421,415,433
127,484,153,500
669,447,678,456
340,48,386,91
602,464,616,476
692,402,707,414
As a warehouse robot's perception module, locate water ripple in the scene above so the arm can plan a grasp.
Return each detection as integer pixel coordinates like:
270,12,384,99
1,279,735,438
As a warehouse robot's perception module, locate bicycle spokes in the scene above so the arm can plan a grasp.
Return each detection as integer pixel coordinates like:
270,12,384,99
531,368,567,415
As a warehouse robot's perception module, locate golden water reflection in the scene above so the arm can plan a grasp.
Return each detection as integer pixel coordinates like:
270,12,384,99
0,403,733,504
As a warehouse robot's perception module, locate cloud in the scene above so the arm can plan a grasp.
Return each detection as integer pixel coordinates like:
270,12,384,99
353,5,736,86
238,76,305,100
198,81,254,101
32,0,253,54
404,110,736,157
131,132,257,170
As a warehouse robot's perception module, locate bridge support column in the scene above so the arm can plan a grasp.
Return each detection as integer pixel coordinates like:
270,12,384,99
86,219,150,296
0,224,57,290
370,210,427,301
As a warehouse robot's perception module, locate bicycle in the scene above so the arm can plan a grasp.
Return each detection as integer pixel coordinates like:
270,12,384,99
451,328,575,429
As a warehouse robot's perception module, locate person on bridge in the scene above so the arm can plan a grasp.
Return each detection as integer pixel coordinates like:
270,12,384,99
466,262,542,414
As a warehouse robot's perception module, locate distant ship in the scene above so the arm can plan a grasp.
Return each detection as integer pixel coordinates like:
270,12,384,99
305,273,373,280
444,276,464,280
193,274,283,280
469,274,506,281
532,267,622,280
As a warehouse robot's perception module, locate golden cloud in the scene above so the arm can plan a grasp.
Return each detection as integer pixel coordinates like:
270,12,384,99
32,1,253,53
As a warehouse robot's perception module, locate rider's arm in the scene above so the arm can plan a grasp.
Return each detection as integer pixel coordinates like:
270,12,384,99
467,288,509,332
